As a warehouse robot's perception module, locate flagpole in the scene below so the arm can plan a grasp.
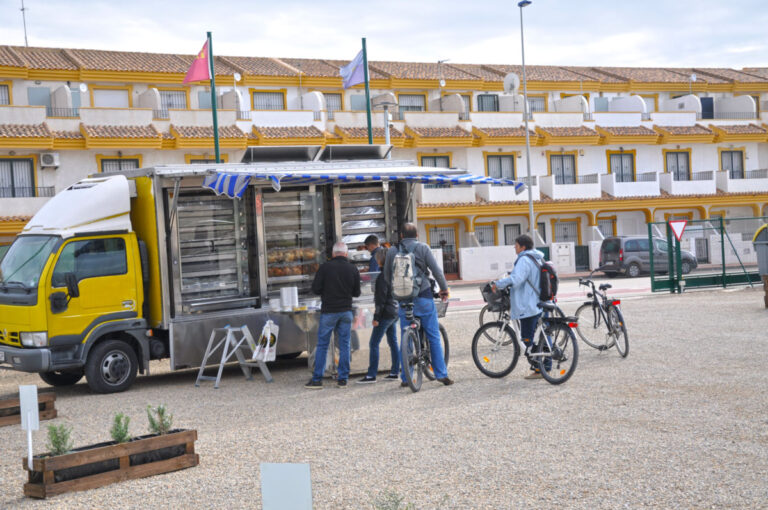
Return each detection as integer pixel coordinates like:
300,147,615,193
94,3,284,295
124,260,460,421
362,37,373,145
207,31,221,163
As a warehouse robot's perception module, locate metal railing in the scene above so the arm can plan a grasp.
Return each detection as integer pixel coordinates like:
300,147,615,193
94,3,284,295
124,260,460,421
713,111,757,120
237,110,252,120
641,112,652,121
46,107,79,117
576,173,599,184
746,169,768,179
528,103,546,113
153,109,169,119
0,186,55,198
327,110,336,120
637,172,658,182
459,111,470,121
313,111,322,121
582,112,593,121
674,171,713,182
520,175,537,186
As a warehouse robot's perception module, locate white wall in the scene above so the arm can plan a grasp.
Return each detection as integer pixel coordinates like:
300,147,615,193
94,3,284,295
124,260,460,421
0,105,46,123
249,110,316,127
80,107,153,126
530,112,583,127
550,242,576,274
647,111,698,126
660,94,701,114
499,94,525,112
593,112,643,126
401,112,461,128
552,95,588,113
470,112,525,127
459,245,518,281
610,95,646,112
714,95,755,116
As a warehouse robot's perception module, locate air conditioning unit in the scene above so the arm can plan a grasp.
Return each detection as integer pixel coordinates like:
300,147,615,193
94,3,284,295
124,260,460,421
40,152,60,168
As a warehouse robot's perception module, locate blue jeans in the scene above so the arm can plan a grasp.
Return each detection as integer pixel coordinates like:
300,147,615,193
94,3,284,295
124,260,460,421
519,314,541,370
312,311,353,381
398,296,448,380
366,317,399,378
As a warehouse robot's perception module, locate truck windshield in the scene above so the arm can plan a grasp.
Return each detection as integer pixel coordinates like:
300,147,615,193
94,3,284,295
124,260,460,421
0,236,59,290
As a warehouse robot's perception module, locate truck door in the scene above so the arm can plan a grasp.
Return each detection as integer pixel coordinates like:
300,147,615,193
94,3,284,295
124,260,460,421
46,236,139,343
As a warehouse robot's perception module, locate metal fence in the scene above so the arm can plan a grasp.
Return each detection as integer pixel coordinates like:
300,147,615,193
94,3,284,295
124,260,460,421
46,107,79,117
637,172,658,182
577,173,599,184
153,109,169,119
0,186,55,197
649,216,767,293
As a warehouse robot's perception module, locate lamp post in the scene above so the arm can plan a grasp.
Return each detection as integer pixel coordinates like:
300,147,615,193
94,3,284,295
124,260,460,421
518,0,536,244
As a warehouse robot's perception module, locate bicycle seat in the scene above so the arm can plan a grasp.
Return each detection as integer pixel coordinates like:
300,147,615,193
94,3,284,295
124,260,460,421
538,302,557,312
599,283,612,291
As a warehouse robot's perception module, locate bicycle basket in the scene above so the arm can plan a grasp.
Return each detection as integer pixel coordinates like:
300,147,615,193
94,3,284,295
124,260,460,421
481,283,508,312
434,299,449,318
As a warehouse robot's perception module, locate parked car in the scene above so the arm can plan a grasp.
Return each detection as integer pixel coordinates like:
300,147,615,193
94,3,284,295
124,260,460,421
599,236,698,278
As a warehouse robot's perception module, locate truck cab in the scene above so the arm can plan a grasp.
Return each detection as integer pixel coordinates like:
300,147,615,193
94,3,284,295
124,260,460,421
0,176,150,393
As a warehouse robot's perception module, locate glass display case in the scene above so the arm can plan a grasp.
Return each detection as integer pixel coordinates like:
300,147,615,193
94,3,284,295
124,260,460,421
262,189,326,300
339,184,398,273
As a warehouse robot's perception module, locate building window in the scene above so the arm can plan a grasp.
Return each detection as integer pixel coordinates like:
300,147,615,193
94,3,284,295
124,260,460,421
527,96,546,112
504,224,522,245
325,93,342,119
421,155,450,189
550,154,576,184
476,94,499,112
160,90,187,110
0,84,9,105
398,94,425,115
487,155,515,184
597,218,616,238
554,220,579,243
0,158,35,197
252,91,285,110
101,158,140,173
720,150,744,179
475,225,495,247
92,88,130,108
665,151,690,181
609,153,635,183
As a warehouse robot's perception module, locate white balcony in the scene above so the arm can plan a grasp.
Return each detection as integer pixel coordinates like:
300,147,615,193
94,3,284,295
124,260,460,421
600,172,660,197
248,110,317,127
593,112,642,127
0,197,51,217
79,107,153,126
0,105,46,124
716,169,768,193
539,173,602,200
659,171,716,195
475,177,540,202
416,184,475,204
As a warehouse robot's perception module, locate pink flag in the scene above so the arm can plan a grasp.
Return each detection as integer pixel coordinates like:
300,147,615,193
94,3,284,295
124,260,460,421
183,41,210,84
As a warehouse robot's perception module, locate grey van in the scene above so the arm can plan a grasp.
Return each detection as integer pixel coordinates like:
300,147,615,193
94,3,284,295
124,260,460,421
599,236,698,278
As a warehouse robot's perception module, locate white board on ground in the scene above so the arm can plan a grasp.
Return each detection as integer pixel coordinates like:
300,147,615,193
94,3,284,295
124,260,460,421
19,385,39,471
261,462,312,510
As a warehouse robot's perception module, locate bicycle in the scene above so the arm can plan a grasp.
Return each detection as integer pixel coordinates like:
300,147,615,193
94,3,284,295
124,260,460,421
574,271,629,357
400,300,450,393
472,290,579,385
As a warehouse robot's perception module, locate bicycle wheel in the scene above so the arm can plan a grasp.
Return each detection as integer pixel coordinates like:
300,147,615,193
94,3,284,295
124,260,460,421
608,306,629,358
537,323,578,385
423,324,450,381
401,327,422,392
575,303,610,350
479,305,502,326
471,322,520,378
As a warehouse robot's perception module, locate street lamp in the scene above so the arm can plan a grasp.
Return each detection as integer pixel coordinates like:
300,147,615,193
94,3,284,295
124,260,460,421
518,0,535,244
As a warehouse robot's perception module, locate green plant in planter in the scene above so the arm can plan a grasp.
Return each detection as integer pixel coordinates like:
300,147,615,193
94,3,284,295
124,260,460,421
146,404,173,435
110,413,131,443
46,423,73,456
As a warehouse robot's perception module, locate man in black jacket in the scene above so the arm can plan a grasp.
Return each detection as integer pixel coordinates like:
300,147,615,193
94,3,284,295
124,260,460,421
305,241,361,389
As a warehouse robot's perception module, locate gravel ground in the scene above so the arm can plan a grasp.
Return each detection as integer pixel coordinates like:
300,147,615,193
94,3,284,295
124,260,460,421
1,287,767,509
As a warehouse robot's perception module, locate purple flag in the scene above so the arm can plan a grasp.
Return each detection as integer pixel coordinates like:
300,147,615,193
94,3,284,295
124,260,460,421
340,50,365,89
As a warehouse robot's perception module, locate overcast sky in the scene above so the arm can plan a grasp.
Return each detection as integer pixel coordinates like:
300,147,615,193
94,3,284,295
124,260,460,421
0,0,765,69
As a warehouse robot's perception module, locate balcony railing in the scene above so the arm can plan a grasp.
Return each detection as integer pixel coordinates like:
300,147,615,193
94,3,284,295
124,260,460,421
459,111,470,121
237,110,252,120
0,186,55,198
583,112,593,121
313,111,322,121
576,173,599,184
637,172,658,182
697,111,757,120
520,175,537,186
745,169,768,179
673,171,713,182
153,109,169,119
46,107,79,118
528,103,546,113
641,112,652,121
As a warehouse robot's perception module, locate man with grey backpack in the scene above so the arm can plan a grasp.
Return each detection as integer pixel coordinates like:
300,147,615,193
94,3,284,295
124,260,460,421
381,222,453,387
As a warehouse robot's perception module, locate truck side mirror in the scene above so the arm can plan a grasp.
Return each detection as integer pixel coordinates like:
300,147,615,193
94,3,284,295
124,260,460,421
64,272,80,298
50,292,68,314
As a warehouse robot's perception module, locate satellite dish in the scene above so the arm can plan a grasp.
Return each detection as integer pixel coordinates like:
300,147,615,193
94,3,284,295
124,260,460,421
690,73,697,82
503,72,520,94
439,78,446,88
79,83,88,93
233,72,242,82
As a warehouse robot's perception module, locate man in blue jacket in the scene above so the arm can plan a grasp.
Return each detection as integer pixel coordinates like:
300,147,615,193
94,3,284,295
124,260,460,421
493,234,545,379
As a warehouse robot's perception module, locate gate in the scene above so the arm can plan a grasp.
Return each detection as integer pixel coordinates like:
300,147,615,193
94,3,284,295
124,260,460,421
575,246,590,271
429,226,459,278
649,216,766,293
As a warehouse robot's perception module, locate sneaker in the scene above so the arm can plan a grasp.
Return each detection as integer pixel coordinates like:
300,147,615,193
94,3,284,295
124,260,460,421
304,379,322,389
438,377,454,386
384,374,399,381
337,379,348,388
356,376,376,384
400,381,409,388
524,370,543,380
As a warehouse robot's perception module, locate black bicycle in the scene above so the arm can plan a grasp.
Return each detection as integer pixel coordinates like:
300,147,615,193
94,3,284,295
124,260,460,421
400,301,450,393
574,272,629,357
472,288,579,385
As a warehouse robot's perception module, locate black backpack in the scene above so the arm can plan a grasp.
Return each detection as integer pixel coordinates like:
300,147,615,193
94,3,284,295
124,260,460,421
524,254,559,302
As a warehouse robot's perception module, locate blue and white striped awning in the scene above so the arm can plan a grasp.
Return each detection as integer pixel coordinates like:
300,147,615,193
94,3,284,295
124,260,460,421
203,171,525,198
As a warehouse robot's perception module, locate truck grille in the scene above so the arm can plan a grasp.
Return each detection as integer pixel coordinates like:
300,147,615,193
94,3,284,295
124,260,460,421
0,330,20,346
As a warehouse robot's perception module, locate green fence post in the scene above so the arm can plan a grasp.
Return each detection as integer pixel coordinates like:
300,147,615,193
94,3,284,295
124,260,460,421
666,222,675,294
648,222,655,291
675,234,683,294
720,217,726,288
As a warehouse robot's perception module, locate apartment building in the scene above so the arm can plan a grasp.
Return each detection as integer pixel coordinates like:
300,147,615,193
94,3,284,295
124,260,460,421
1,45,767,277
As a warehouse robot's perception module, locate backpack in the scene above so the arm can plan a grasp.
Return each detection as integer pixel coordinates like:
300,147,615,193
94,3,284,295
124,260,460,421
524,253,559,302
390,243,423,302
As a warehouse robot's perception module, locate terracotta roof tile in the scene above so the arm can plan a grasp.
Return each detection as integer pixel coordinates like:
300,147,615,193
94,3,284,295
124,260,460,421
336,126,404,138
0,123,52,137
323,59,389,80
559,67,628,83
485,64,594,82
171,125,245,139
82,124,159,138
278,58,340,78
10,46,77,70
599,126,658,136
252,126,324,139
51,130,84,139
0,216,31,222
656,124,713,135
590,67,691,83
694,68,767,83
446,64,504,81
161,131,174,139
742,67,768,79
0,46,24,67
218,56,297,77
538,126,599,137
368,61,481,81
474,127,535,137
407,126,471,138
68,49,185,73
712,124,767,135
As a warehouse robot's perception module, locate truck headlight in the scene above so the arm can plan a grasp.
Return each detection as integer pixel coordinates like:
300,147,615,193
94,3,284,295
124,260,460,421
21,332,48,347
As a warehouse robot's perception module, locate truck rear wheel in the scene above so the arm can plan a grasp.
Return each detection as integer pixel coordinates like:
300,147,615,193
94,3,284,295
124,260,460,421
39,370,83,387
85,340,138,394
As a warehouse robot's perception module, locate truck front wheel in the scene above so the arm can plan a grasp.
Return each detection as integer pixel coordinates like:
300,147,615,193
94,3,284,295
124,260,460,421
39,370,83,387
85,340,138,393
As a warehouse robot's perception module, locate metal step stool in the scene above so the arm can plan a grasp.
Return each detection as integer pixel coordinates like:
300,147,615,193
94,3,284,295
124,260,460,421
195,325,274,389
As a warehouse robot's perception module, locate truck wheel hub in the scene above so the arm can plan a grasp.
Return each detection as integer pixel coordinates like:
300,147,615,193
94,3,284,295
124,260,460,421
101,351,129,385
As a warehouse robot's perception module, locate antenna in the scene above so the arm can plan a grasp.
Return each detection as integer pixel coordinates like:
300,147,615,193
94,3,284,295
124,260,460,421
20,0,29,47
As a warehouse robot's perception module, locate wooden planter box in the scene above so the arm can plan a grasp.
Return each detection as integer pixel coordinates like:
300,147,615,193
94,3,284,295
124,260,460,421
0,392,57,427
23,429,198,499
